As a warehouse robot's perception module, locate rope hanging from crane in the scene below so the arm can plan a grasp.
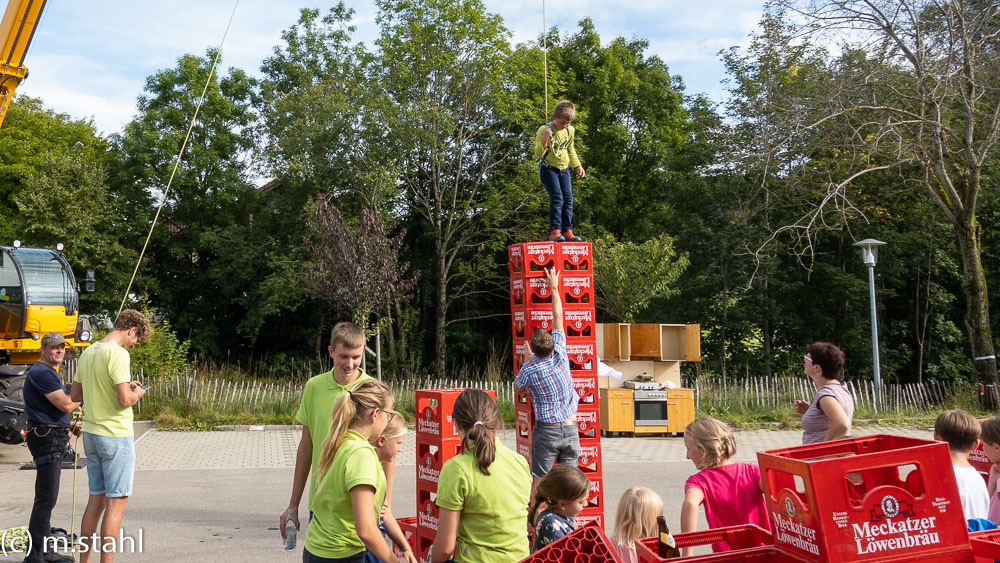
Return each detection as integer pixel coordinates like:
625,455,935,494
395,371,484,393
117,0,241,315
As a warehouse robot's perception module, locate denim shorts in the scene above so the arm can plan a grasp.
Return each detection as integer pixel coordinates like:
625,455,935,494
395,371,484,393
530,424,580,478
83,433,135,498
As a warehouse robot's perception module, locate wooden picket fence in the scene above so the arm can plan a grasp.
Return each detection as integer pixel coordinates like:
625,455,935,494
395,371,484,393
133,373,517,415
682,375,984,415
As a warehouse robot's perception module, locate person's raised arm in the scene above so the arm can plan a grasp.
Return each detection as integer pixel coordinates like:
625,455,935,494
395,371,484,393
281,425,312,538
430,509,461,563
545,267,563,332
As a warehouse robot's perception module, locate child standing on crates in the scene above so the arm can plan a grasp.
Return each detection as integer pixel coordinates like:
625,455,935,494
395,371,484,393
934,409,990,521
534,100,586,243
528,464,591,552
610,487,664,563
680,417,770,555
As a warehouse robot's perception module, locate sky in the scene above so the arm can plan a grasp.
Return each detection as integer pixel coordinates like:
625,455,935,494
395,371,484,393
15,0,766,138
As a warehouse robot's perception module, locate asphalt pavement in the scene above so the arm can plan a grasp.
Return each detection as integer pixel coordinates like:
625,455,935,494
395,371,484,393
0,422,935,562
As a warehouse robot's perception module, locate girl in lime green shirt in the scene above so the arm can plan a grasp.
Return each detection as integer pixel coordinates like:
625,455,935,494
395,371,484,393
430,389,531,563
304,379,397,563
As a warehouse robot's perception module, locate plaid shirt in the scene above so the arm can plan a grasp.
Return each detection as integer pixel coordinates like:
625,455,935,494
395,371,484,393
515,330,578,423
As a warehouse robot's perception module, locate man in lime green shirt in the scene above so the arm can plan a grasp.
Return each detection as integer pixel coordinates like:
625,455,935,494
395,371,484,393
280,322,373,540
70,309,151,563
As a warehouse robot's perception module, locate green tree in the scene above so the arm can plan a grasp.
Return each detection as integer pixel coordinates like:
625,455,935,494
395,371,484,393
592,234,689,323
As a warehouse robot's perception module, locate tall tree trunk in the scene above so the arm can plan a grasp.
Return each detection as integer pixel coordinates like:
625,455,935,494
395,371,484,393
434,238,448,378
956,221,997,385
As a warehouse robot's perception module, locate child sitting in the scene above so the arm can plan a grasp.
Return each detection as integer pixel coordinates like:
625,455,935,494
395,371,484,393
681,417,770,555
529,464,591,552
610,487,663,563
982,417,1000,523
366,411,418,563
936,409,990,520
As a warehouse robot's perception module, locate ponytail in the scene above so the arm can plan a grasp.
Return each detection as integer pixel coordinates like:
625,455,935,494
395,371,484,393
452,389,502,475
317,379,393,479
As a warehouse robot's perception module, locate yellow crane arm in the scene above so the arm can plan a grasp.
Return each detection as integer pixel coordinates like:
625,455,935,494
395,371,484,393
0,0,46,129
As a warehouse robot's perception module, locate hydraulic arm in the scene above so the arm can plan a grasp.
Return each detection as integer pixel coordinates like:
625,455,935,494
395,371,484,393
0,0,46,128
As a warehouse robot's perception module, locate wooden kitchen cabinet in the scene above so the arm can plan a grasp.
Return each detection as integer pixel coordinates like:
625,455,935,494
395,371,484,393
598,322,631,361
667,388,695,433
600,388,634,434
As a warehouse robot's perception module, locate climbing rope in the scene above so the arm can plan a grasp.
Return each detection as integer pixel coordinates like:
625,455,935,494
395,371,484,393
118,0,241,315
542,0,548,117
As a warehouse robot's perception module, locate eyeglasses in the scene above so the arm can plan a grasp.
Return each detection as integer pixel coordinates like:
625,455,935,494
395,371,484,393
804,355,813,363
383,410,395,424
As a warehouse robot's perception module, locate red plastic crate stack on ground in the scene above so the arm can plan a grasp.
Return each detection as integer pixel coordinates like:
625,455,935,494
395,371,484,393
414,387,496,561
757,434,975,562
509,241,604,529
635,524,781,563
518,521,624,562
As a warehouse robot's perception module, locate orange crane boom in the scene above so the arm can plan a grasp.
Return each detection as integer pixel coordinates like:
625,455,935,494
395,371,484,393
0,0,46,128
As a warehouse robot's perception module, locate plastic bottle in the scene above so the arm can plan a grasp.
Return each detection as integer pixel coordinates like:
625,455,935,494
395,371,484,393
283,510,297,552
657,516,680,558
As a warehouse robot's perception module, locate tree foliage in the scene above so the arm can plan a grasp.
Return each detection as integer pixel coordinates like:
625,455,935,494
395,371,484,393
592,234,689,323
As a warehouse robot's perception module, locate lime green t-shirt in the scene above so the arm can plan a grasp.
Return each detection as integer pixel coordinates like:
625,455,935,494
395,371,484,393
295,369,372,510
304,429,386,558
436,438,531,563
533,124,581,170
77,340,133,438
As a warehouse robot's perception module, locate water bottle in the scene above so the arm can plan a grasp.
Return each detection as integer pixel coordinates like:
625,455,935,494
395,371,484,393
283,510,297,552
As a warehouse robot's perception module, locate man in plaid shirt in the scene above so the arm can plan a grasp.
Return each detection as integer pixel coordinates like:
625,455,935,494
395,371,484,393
515,267,580,496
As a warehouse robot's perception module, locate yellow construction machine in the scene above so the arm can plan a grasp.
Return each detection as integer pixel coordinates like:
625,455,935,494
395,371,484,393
0,1,98,444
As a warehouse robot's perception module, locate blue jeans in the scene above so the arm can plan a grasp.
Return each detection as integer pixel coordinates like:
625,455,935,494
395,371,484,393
540,164,573,231
83,432,135,497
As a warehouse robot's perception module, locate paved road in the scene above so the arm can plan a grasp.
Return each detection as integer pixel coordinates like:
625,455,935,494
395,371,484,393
0,423,935,562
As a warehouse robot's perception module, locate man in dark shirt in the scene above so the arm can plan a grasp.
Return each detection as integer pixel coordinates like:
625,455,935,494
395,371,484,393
23,332,79,563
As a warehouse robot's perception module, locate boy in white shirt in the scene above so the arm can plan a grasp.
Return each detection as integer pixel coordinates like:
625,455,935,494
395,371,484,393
935,409,990,520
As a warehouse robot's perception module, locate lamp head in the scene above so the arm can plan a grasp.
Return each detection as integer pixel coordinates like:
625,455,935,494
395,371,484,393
853,238,886,266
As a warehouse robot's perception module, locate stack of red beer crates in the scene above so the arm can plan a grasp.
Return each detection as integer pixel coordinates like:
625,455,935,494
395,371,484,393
508,240,605,528
412,387,495,560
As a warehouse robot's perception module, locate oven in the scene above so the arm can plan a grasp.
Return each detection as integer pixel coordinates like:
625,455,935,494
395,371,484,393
633,389,669,426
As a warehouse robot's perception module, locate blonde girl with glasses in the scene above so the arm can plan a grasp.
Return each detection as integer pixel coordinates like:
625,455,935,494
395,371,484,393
304,380,397,563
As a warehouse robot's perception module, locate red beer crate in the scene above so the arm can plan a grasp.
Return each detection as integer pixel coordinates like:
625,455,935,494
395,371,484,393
516,434,532,462
516,386,532,408
572,373,598,407
560,273,594,304
524,521,622,562
414,529,435,561
573,507,606,531
635,524,773,562
758,435,969,562
566,339,597,373
969,417,992,483
559,242,592,272
576,407,600,440
577,437,604,477
511,277,526,308
512,307,556,340
391,516,417,559
971,529,1000,563
516,404,534,442
416,438,464,487
638,545,795,563
509,242,558,277
563,305,596,338
514,338,529,373
584,476,604,510
417,483,440,533
416,388,495,440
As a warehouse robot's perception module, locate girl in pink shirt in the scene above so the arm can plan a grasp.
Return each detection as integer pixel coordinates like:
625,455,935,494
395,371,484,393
680,417,771,556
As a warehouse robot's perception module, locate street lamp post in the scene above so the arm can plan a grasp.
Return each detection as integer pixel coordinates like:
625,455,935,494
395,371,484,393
854,239,886,410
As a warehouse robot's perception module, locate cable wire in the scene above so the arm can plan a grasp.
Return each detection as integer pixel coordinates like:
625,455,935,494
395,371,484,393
117,0,241,314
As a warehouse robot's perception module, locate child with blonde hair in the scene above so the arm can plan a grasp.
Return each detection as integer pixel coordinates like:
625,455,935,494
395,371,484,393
681,417,769,555
305,379,397,563
529,464,591,551
365,411,418,563
610,487,663,563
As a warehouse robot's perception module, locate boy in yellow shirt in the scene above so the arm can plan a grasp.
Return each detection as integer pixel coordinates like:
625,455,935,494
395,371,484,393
534,100,586,242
